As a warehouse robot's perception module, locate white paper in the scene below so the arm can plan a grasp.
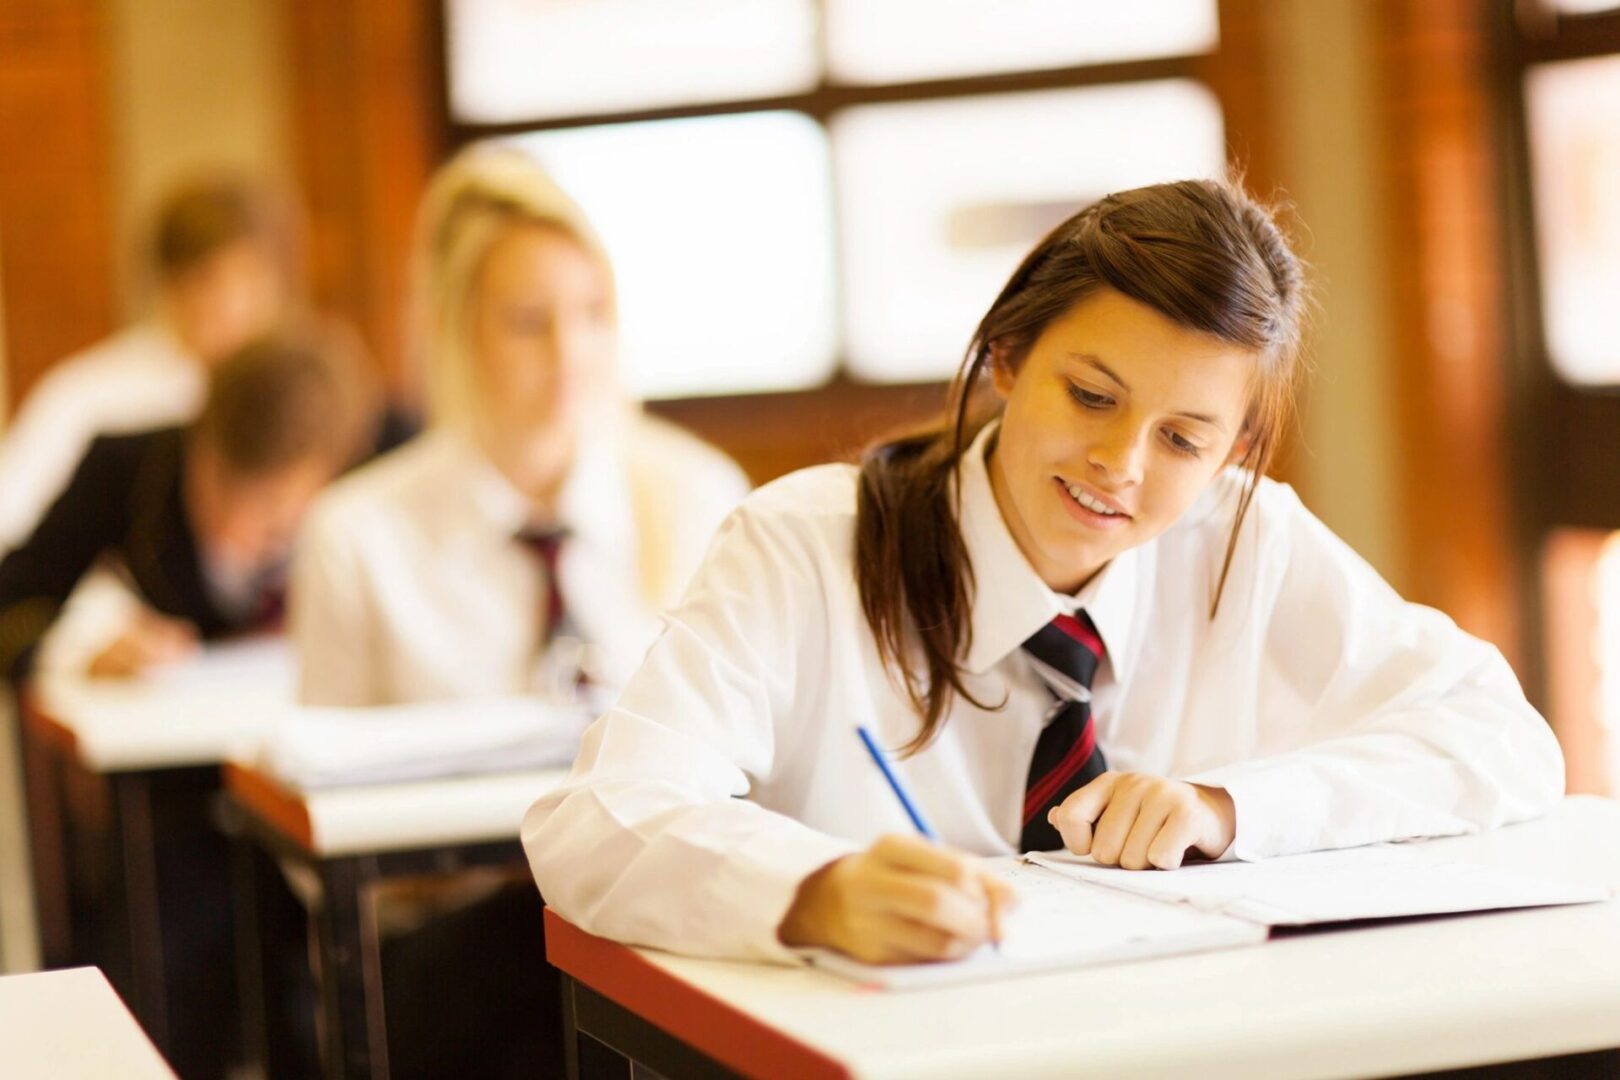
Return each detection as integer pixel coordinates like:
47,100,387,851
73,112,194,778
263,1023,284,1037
260,696,592,789
35,638,298,769
802,858,1264,990
1028,844,1613,925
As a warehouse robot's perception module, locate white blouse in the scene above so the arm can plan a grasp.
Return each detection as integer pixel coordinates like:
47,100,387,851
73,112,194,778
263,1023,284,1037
290,415,749,706
0,322,202,550
522,422,1563,963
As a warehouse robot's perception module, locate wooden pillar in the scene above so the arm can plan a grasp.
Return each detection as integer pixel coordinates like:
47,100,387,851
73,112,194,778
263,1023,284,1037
1374,0,1519,663
0,0,118,411
282,0,446,395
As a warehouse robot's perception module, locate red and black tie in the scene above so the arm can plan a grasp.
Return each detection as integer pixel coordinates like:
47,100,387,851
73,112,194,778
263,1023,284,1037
515,527,572,645
1019,611,1107,852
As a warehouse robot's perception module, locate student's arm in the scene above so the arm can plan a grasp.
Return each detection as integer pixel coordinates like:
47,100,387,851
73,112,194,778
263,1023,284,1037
289,502,380,706
0,439,131,681
1182,481,1563,861
524,500,861,961
0,365,103,551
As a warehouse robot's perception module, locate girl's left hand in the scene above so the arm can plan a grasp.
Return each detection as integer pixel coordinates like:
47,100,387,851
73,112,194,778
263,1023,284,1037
1048,772,1236,870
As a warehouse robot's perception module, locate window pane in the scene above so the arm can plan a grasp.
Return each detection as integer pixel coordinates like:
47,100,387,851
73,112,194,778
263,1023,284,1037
1526,56,1620,384
1543,1,1620,13
825,0,1218,84
1541,529,1620,796
448,0,820,123
833,81,1226,383
505,113,838,399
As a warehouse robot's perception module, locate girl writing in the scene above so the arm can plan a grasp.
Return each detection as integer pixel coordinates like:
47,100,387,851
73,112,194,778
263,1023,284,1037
524,179,1562,965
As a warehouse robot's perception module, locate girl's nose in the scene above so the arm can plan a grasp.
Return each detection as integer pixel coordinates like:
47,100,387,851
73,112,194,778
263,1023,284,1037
1088,423,1147,486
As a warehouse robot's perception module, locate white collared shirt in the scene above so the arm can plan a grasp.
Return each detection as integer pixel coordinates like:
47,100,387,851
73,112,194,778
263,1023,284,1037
523,422,1563,962
290,415,749,706
0,321,202,550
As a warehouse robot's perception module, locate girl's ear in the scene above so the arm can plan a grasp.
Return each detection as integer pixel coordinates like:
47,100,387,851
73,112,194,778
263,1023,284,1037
987,339,1019,399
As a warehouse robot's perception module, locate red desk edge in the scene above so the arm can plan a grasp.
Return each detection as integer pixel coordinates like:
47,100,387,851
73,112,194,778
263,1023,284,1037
544,909,853,1080
223,760,316,854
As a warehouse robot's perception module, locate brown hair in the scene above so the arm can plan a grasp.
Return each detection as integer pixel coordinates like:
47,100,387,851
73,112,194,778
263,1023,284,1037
150,174,296,281
194,321,379,477
856,179,1308,752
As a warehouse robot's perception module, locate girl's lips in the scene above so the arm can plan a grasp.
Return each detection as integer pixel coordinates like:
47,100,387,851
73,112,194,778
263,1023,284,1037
1053,476,1132,529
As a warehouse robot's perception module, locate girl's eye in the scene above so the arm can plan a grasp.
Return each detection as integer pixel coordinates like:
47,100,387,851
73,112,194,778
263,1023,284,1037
1067,384,1113,410
1164,429,1203,457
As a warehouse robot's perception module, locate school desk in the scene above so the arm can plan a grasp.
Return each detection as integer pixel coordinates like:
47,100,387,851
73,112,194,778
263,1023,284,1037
0,966,179,1079
16,643,294,1080
545,795,1620,1080
218,759,568,1079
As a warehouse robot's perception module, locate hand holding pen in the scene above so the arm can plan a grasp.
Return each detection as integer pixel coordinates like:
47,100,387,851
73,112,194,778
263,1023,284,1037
776,726,1017,965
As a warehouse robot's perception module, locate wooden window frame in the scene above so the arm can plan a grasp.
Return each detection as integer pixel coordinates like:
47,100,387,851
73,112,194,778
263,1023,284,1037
433,2,1281,482
1492,2,1620,707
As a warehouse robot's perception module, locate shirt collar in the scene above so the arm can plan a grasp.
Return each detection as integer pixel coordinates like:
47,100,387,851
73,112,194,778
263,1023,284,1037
957,420,1137,683
442,425,636,550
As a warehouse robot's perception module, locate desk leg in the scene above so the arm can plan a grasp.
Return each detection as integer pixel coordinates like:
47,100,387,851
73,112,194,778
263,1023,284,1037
17,713,72,967
112,773,168,1043
229,827,321,1079
314,855,388,1080
110,767,239,1080
562,973,735,1080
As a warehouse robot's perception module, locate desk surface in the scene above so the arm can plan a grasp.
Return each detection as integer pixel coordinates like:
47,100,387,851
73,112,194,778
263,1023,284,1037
0,967,178,1079
29,639,295,772
224,761,567,857
548,796,1620,1080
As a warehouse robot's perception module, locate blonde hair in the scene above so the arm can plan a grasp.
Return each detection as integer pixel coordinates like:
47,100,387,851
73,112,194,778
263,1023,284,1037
411,144,615,430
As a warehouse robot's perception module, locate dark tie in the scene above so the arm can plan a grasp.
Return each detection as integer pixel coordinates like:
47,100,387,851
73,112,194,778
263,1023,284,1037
515,527,571,645
1019,611,1108,852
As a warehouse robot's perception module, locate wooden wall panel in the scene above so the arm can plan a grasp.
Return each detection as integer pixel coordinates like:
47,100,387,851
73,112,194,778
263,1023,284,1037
0,0,118,411
1375,0,1519,663
282,0,444,396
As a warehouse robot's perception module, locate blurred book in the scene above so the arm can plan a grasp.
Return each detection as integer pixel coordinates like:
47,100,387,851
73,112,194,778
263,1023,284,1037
259,696,594,789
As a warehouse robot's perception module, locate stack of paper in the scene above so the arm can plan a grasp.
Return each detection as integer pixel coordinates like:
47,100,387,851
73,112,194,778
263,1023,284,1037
260,696,592,789
805,843,1611,990
1026,844,1611,925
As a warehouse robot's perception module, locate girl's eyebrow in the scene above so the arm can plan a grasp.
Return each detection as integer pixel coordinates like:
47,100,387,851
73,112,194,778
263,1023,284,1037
1068,352,1228,432
1067,353,1127,390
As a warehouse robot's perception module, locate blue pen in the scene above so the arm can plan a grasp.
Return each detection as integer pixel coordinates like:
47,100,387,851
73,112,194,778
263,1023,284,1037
855,725,1004,950
856,724,937,839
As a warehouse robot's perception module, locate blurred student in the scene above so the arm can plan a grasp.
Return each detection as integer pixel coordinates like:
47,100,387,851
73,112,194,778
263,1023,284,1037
292,145,748,707
0,174,299,550
285,145,747,1079
0,326,379,684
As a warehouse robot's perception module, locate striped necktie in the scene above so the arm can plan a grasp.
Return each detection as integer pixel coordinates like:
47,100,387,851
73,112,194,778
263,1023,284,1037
515,527,572,645
1019,611,1107,852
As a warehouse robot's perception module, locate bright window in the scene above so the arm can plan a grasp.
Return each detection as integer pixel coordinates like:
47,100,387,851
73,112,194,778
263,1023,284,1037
1525,55,1620,384
834,81,1226,382
824,0,1219,84
447,2,1227,399
506,112,839,399
1596,535,1620,788
446,0,820,123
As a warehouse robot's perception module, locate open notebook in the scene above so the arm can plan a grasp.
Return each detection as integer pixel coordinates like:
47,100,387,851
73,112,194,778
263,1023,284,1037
803,844,1612,990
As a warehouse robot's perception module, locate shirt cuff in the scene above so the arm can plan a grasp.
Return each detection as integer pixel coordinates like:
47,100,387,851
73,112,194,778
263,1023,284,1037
702,821,861,964
1183,758,1334,862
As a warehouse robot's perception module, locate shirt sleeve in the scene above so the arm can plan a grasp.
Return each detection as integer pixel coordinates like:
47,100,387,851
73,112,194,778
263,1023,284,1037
0,367,102,552
290,503,380,707
1184,484,1564,860
0,439,131,682
523,499,858,962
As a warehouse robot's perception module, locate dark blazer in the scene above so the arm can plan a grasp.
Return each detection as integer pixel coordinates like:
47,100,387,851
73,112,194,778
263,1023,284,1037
0,401,420,683
0,427,262,682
